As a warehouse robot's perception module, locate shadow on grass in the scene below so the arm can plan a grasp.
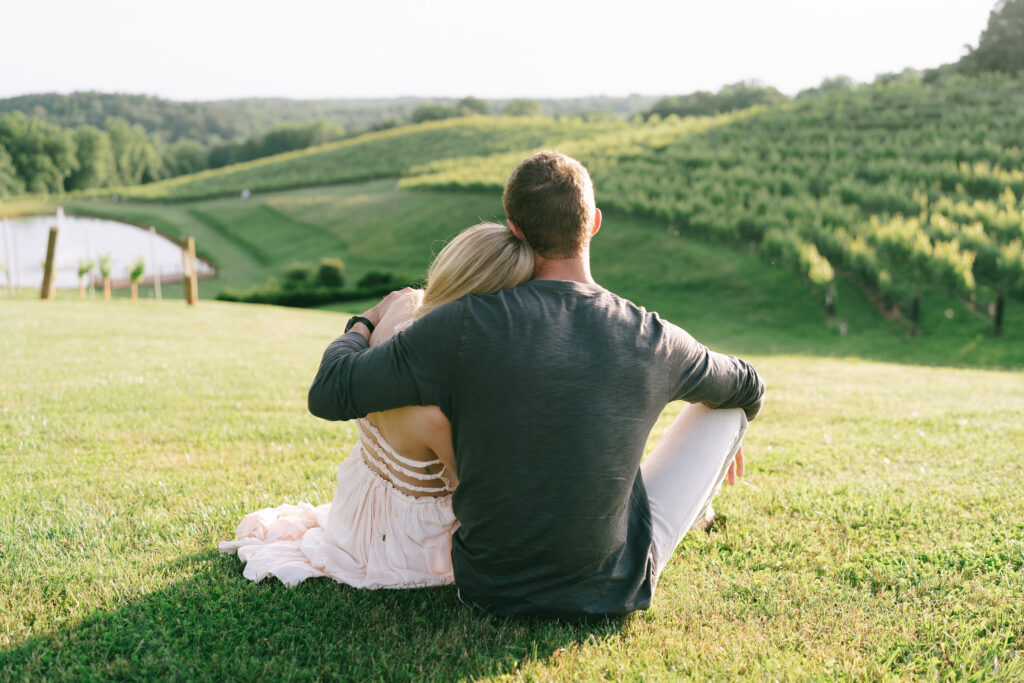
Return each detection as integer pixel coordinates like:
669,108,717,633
2,551,630,680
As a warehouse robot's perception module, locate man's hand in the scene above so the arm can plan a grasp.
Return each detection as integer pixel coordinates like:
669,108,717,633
349,288,415,339
726,447,744,485
362,287,414,327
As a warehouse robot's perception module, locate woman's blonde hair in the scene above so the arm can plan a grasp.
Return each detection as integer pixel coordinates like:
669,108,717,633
417,222,534,317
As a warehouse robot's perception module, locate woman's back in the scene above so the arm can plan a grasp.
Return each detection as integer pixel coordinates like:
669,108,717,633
365,289,457,495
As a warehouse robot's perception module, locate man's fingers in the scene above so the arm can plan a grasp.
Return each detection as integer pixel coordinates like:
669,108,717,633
725,447,744,485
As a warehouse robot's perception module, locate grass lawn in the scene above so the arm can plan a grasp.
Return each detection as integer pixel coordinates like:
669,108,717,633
1,299,1022,680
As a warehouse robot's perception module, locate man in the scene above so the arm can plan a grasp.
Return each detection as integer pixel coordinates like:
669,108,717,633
308,151,764,618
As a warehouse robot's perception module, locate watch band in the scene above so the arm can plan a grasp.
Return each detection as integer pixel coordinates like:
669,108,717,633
345,316,375,334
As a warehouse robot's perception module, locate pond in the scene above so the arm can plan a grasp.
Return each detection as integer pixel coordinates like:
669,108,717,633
1,212,215,290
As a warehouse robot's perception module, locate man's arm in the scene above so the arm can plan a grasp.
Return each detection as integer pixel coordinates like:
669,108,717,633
666,323,765,421
307,296,464,421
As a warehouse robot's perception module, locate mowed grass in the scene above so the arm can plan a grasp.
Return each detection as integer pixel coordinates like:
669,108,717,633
2,300,1022,680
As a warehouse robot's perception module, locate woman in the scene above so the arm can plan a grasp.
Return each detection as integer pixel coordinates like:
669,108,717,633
219,222,534,588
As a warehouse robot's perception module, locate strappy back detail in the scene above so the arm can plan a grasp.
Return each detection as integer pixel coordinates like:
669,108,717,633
357,419,452,496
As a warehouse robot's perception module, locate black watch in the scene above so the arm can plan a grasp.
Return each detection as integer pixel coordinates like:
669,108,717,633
345,316,375,334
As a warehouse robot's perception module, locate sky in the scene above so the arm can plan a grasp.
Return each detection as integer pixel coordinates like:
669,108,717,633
1,0,996,102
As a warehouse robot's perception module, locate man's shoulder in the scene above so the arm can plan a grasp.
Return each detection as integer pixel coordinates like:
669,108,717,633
477,281,683,328
493,280,645,312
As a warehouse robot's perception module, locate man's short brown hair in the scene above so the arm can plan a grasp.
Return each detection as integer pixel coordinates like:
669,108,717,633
502,151,596,259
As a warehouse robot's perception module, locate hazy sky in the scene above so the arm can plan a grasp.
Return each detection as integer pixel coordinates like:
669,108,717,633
2,0,995,101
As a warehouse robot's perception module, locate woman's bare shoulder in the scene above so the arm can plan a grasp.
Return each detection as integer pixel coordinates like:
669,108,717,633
388,405,449,434
374,404,450,460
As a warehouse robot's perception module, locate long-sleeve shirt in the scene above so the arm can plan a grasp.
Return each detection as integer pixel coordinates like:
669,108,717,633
309,279,765,618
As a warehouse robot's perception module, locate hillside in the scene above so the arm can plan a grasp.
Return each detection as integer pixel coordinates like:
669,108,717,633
55,178,1021,368
403,75,1024,336
42,73,1021,351
97,115,646,201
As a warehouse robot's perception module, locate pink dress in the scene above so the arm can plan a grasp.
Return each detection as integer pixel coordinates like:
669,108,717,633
219,418,458,589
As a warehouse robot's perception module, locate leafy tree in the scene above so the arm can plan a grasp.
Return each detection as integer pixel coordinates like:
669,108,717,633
872,68,923,86
67,125,116,190
646,81,786,119
797,75,857,99
105,116,164,185
959,0,1024,75
0,112,77,193
0,143,24,197
458,97,490,115
164,139,209,176
761,228,836,320
206,143,236,169
994,239,1024,334
260,120,344,155
282,262,314,287
368,118,403,132
207,120,346,169
411,104,460,124
314,257,345,288
716,81,788,112
357,271,396,289
869,215,977,332
502,99,542,117
578,110,619,123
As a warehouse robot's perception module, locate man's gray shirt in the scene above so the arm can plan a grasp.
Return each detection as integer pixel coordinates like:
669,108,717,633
308,280,765,618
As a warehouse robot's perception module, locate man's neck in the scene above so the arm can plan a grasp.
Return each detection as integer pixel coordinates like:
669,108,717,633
531,249,596,285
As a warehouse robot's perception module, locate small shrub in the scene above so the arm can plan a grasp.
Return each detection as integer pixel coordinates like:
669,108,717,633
282,263,314,286
357,271,397,289
315,258,345,288
98,253,112,278
129,257,145,284
217,265,420,309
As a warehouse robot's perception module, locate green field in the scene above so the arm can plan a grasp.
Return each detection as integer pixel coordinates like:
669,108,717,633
56,178,1022,368
1,300,1022,680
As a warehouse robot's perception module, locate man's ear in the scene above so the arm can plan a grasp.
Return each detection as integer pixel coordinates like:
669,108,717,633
591,208,602,237
508,220,526,240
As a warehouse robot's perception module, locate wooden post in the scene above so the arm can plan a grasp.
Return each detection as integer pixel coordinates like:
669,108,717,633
909,281,922,336
11,228,21,295
2,218,13,297
40,226,58,300
182,236,198,306
150,226,162,301
993,288,1005,337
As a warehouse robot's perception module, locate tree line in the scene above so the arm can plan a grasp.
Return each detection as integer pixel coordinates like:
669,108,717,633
0,91,655,153
0,113,352,197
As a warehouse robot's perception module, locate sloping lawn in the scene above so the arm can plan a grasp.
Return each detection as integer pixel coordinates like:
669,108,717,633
2,300,1022,679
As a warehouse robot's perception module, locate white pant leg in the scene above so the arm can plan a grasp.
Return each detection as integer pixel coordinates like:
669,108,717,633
641,403,748,577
